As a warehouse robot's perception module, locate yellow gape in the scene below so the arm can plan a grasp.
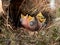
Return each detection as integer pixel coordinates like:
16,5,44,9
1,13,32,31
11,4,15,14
21,14,34,22
21,14,26,19
28,15,35,22
36,12,46,23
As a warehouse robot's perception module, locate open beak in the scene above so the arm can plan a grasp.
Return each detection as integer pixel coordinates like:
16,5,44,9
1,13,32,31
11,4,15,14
36,12,46,23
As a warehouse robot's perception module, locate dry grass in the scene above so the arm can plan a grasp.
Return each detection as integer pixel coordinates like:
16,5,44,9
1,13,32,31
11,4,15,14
0,0,60,45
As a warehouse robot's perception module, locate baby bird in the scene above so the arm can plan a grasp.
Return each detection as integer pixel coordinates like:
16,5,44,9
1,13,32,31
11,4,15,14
20,14,39,31
20,12,46,31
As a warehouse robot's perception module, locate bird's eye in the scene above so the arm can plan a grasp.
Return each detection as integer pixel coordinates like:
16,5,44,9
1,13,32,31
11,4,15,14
20,18,23,22
30,21,34,26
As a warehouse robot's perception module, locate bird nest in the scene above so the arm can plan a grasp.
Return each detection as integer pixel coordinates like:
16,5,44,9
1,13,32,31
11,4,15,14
1,0,55,32
1,0,60,45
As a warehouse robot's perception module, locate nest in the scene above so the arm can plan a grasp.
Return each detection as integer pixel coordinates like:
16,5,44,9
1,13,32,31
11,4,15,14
1,0,60,45
2,0,55,31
